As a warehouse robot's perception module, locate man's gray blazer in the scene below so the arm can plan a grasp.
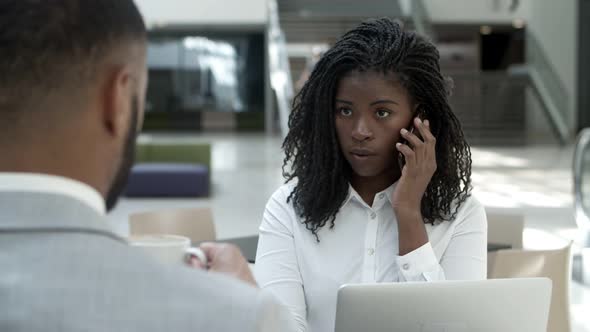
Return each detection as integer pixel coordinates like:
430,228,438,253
0,192,294,332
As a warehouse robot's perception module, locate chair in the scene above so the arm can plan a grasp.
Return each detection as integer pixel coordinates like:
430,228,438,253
489,243,572,332
129,207,216,244
487,212,525,249
486,212,525,273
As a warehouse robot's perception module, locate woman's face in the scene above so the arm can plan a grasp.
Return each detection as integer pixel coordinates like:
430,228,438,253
334,70,415,181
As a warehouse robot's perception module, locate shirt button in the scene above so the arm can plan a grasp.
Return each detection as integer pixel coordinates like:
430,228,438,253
367,248,375,255
402,263,410,270
370,212,377,219
378,193,385,199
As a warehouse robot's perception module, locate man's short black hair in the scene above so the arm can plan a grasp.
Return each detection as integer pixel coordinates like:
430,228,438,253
0,0,146,120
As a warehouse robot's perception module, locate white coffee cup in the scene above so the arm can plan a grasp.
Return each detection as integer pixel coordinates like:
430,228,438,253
128,234,207,266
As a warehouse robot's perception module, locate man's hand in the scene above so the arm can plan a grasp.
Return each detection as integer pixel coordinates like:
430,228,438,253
192,242,257,287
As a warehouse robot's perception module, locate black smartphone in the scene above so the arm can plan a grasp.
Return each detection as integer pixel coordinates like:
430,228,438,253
397,109,426,170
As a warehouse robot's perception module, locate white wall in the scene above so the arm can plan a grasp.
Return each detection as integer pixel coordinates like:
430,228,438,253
135,0,267,26
423,0,530,24
527,0,578,137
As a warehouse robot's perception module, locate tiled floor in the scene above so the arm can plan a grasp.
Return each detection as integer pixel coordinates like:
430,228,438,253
108,132,590,331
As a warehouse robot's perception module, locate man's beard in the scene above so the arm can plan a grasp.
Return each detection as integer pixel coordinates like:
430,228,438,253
105,96,139,212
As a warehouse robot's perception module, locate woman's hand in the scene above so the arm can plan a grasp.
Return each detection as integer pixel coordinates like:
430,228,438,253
392,117,437,215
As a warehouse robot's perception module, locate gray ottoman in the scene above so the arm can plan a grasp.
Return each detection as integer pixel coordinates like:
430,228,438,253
124,163,209,197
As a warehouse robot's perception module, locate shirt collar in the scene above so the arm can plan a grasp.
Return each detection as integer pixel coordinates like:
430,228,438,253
343,181,398,208
0,173,106,215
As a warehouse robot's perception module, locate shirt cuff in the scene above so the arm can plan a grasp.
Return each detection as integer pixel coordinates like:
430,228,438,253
396,242,439,280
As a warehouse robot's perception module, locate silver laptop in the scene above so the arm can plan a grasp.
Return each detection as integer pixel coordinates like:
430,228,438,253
335,278,552,332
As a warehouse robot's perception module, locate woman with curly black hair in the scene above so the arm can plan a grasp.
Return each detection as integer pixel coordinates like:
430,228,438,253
255,18,487,332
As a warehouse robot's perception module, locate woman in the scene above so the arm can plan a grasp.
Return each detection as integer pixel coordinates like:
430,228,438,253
255,18,487,332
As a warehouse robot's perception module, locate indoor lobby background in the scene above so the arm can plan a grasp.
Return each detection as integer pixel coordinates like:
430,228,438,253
105,0,590,330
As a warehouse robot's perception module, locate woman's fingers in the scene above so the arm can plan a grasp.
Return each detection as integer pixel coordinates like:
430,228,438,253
396,142,416,169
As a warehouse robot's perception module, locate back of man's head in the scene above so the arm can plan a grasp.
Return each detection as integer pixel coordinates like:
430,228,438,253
0,0,147,210
0,0,146,124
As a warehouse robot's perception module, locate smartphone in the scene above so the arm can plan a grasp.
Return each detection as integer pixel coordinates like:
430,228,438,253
397,109,426,170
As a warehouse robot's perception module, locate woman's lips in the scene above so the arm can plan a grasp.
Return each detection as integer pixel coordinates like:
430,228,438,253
350,148,376,161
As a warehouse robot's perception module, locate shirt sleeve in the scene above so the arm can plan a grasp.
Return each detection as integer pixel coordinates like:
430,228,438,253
254,187,308,332
396,198,488,281
254,289,299,332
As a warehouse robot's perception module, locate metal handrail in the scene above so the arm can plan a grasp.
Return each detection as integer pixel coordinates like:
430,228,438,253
573,128,590,239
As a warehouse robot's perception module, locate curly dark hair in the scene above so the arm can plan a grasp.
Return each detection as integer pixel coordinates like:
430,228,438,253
282,18,472,241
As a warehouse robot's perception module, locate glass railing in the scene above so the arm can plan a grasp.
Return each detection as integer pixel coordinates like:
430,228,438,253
573,128,590,284
574,128,590,238
267,0,294,138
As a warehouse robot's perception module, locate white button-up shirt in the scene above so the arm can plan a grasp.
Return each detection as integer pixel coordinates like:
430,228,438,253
255,182,487,332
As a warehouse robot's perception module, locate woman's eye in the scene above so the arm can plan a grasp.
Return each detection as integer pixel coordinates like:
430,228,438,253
338,108,353,116
376,109,391,118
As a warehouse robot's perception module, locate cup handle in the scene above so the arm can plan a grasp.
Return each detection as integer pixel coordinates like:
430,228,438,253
185,247,208,268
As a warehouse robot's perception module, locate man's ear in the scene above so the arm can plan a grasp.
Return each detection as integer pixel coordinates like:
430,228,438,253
100,65,134,138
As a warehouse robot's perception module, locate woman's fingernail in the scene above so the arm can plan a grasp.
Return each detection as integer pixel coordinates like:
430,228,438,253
401,128,408,135
425,119,430,126
416,117,422,124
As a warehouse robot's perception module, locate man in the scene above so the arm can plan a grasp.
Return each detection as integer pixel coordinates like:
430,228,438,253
0,1,294,331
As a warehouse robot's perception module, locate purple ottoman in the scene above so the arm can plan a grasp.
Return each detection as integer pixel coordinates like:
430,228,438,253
124,163,209,197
